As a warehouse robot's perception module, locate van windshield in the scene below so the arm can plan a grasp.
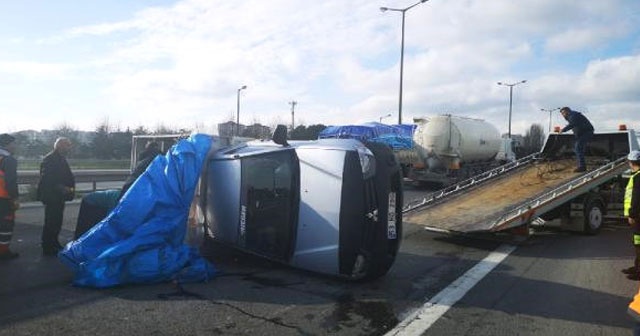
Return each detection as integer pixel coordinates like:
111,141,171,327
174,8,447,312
240,150,298,261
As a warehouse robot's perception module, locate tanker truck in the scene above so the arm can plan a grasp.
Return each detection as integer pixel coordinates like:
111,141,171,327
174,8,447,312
398,114,515,187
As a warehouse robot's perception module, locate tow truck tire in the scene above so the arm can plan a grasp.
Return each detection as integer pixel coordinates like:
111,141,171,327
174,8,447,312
583,200,604,235
360,142,403,281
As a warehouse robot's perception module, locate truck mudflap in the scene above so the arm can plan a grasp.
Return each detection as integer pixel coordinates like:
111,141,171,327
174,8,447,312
403,156,628,234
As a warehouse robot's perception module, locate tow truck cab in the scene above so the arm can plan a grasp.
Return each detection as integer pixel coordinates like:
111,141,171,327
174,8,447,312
199,127,403,280
538,128,640,234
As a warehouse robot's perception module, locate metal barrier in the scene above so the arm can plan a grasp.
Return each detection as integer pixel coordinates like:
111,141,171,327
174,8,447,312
17,169,130,195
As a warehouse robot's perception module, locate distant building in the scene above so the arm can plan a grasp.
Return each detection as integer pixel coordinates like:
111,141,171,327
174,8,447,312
218,121,245,137
243,123,271,139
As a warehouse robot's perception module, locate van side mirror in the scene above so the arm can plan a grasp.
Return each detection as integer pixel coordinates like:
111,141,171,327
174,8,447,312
272,125,289,147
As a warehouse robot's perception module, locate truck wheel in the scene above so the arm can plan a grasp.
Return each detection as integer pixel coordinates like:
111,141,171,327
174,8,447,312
583,200,604,235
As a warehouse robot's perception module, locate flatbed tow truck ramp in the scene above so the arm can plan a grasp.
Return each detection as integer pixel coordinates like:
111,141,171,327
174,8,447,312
403,128,639,235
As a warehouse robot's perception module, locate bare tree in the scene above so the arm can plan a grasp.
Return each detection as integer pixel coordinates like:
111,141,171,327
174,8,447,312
522,123,545,156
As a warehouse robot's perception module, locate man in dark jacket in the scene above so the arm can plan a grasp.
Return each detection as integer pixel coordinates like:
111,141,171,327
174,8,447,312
560,106,594,172
0,134,19,260
119,141,162,200
37,137,75,256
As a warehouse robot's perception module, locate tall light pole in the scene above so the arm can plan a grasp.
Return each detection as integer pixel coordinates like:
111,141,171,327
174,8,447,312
497,80,526,138
540,107,560,133
379,113,392,123
380,0,429,125
289,100,297,131
236,85,247,136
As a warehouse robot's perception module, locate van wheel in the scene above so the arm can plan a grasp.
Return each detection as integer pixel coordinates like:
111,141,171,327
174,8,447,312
583,200,604,235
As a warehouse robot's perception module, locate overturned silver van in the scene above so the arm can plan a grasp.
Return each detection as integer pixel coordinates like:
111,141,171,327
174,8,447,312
199,126,403,280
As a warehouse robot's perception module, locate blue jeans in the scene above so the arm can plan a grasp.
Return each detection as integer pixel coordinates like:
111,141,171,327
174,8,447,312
574,133,592,169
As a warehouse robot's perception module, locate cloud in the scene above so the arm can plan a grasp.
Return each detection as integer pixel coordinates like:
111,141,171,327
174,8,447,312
0,61,71,78
578,55,640,101
1,0,639,136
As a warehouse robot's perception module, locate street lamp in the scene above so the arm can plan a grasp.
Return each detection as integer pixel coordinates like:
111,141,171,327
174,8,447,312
380,0,429,125
497,80,527,138
236,85,247,136
540,107,560,133
379,113,392,123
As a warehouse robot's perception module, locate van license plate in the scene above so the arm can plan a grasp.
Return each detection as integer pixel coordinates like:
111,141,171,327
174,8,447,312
387,192,397,239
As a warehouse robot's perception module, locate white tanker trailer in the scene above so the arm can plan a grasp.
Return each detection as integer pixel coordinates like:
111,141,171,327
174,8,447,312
399,114,515,186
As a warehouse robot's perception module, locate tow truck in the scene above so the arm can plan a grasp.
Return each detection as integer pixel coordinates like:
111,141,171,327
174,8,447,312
402,127,639,236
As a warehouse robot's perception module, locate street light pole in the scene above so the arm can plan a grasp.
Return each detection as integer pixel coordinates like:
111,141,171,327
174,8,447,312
379,113,392,123
236,85,247,136
289,101,297,131
497,80,526,138
540,107,560,133
380,0,429,125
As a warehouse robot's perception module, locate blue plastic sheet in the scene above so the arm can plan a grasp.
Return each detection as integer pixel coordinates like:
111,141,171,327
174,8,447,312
318,122,402,141
318,122,415,150
59,134,217,288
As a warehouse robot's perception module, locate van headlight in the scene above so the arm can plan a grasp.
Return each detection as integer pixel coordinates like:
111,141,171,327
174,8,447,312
356,146,376,178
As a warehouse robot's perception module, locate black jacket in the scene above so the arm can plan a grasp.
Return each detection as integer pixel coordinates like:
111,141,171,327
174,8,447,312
561,110,594,138
631,171,640,220
37,151,75,204
119,148,162,199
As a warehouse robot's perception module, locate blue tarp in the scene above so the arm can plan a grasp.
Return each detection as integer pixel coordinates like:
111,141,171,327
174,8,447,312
318,122,402,141
391,124,417,138
318,122,415,150
371,134,414,150
59,133,217,288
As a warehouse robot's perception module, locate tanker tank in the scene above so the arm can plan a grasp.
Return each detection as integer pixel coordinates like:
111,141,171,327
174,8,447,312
413,115,502,173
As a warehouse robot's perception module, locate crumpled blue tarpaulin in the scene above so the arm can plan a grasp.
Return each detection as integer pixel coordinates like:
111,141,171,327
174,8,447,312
59,133,217,288
318,122,416,150
318,122,402,141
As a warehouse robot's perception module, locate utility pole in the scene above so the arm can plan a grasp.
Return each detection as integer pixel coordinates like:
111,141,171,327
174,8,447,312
289,101,297,131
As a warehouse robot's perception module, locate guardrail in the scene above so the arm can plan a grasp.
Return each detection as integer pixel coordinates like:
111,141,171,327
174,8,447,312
17,169,130,196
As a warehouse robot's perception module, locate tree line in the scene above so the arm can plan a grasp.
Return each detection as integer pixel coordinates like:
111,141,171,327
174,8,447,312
8,120,546,161
9,122,329,160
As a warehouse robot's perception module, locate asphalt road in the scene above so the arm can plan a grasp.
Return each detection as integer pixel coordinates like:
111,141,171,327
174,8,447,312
0,198,638,336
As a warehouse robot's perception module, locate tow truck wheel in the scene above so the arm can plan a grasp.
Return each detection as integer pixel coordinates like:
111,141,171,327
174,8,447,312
583,200,604,235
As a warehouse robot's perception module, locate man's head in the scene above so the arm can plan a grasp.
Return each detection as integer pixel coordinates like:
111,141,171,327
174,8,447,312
54,137,72,156
145,141,160,152
560,107,571,118
0,133,16,154
628,150,640,170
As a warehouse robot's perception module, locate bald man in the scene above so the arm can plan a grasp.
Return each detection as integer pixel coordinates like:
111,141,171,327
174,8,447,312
37,137,75,256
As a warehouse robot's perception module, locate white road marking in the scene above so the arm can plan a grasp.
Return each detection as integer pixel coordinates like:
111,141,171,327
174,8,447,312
386,243,517,336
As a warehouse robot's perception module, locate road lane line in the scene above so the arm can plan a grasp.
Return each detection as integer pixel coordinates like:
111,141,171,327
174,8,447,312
386,243,517,336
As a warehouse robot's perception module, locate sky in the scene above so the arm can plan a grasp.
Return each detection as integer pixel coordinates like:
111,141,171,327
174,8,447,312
1,0,639,136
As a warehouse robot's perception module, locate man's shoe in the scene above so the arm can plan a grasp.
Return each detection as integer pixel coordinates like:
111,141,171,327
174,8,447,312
0,251,19,261
622,267,637,275
573,167,586,173
42,246,60,256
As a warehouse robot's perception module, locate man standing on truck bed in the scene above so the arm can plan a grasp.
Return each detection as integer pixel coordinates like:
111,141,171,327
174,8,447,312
559,107,594,173
624,150,640,281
